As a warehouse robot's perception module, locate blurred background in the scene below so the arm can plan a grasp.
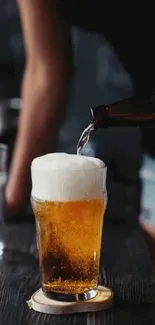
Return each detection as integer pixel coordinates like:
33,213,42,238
0,0,155,228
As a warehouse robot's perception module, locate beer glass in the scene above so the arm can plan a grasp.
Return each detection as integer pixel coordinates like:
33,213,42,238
31,153,107,302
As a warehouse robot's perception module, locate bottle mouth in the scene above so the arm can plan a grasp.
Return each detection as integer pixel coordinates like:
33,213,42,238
90,107,95,124
90,105,108,129
90,107,101,129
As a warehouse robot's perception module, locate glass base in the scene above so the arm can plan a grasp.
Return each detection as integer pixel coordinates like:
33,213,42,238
42,288,97,302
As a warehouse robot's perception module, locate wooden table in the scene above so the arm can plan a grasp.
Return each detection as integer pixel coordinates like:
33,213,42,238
1,182,155,325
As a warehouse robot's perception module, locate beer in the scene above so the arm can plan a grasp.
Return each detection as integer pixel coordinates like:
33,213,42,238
31,153,107,301
32,198,105,295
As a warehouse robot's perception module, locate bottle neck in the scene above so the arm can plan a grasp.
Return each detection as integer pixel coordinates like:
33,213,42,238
90,92,155,128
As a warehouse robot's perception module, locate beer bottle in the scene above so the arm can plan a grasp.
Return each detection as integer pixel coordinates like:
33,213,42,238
90,91,155,128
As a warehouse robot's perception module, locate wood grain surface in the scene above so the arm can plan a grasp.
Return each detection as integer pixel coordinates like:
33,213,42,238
0,183,155,325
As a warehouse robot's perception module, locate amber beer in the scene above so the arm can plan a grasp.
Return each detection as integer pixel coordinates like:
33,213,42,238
31,153,107,301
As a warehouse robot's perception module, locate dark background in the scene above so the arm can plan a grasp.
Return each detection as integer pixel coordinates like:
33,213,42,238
1,0,154,185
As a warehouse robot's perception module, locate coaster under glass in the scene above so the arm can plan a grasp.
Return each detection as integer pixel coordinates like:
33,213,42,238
27,286,114,315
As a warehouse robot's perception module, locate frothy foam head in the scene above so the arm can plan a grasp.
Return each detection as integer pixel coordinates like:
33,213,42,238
31,153,106,201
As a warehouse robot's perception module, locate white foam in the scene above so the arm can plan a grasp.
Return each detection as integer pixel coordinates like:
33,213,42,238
31,153,106,201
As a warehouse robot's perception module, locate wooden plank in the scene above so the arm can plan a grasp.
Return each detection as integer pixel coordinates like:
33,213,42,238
0,183,155,324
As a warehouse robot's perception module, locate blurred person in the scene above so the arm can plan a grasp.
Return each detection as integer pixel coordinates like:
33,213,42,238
5,0,155,222
6,0,72,214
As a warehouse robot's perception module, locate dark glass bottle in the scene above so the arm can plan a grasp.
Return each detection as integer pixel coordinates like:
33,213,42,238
90,92,155,128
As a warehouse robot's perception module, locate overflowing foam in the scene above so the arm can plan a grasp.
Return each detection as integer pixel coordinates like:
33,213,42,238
31,153,106,201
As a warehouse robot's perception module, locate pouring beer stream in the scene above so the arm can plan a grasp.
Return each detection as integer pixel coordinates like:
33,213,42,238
77,91,155,155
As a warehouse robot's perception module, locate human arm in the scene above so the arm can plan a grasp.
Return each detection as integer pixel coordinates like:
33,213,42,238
6,0,72,214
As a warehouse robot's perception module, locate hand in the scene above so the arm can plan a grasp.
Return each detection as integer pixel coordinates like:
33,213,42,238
5,163,31,216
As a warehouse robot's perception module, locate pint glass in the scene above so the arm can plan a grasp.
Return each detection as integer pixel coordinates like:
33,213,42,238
31,153,107,302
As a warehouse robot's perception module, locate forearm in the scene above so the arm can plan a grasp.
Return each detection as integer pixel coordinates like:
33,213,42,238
16,0,71,159
17,64,67,163
6,63,69,210
15,0,71,165
6,0,72,212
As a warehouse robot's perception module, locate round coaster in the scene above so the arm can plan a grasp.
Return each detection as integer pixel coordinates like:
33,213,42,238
27,286,114,315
